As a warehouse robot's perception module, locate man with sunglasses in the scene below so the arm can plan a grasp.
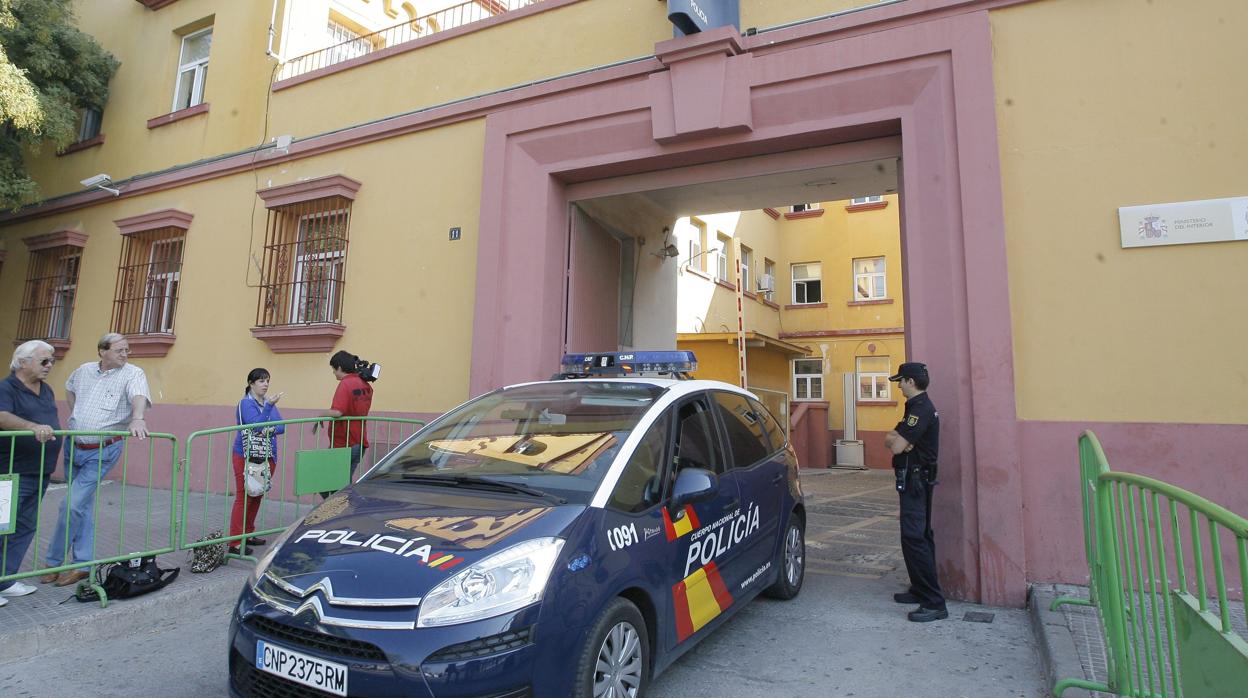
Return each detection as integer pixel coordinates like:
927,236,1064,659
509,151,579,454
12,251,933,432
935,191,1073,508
41,333,151,587
0,341,62,604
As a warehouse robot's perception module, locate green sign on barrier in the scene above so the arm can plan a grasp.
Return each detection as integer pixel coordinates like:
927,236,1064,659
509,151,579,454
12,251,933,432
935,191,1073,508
295,448,352,496
0,473,17,535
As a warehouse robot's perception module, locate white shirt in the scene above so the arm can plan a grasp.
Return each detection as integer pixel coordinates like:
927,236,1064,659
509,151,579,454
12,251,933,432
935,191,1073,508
66,362,152,442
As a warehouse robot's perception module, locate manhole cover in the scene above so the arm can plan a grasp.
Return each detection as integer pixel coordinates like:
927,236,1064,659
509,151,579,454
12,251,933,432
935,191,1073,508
963,611,995,623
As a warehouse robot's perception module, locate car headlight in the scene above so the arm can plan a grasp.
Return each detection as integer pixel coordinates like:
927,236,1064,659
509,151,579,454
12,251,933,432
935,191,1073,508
417,537,565,628
248,522,300,586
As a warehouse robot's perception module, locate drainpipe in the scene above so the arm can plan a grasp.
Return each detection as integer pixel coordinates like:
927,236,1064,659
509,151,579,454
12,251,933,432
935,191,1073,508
266,0,282,59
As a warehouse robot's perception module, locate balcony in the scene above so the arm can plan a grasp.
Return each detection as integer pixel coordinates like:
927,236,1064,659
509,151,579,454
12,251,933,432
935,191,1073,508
277,0,546,83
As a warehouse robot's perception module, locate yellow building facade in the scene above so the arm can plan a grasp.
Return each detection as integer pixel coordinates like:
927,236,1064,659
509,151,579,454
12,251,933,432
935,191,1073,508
2,0,1244,605
673,198,907,467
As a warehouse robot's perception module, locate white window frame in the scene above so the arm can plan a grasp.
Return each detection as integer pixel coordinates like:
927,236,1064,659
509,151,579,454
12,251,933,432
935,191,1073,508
791,262,822,304
763,258,776,301
48,252,80,340
853,257,887,301
851,195,884,205
172,27,212,112
714,235,730,282
688,238,701,271
140,238,183,334
856,357,892,402
792,358,824,401
790,203,821,213
290,211,348,324
740,246,753,292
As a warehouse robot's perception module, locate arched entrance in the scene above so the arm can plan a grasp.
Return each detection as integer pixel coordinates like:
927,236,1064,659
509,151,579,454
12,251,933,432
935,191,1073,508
470,13,1023,606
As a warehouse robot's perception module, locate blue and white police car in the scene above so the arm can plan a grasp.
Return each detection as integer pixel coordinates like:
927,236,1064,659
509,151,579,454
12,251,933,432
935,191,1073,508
229,351,806,697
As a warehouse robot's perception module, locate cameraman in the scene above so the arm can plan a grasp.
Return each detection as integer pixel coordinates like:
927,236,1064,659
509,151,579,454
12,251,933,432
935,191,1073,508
883,362,946,622
314,350,375,498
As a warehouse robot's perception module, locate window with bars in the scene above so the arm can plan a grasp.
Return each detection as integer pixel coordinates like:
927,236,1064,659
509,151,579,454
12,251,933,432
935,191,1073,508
255,193,356,328
326,19,375,64
112,231,186,335
18,245,82,341
853,257,887,300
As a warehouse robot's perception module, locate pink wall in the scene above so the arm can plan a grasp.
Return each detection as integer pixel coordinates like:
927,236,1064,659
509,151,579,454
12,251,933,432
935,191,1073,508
790,402,830,469
470,11,1028,605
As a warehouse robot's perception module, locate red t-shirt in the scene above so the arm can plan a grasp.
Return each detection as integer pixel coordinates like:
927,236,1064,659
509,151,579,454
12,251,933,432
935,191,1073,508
330,374,373,449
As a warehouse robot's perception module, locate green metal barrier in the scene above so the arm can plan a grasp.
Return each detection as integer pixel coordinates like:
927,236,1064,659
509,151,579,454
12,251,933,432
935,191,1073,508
0,430,179,607
1052,431,1111,612
1054,433,1248,697
179,416,423,562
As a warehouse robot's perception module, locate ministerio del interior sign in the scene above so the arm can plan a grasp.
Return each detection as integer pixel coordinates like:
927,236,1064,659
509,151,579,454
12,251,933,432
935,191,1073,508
1118,196,1248,249
667,0,739,35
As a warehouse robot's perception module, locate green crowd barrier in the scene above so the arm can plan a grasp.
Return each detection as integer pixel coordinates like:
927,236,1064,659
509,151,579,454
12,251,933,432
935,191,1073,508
1051,432,1111,611
1054,431,1248,697
179,416,424,563
0,430,179,608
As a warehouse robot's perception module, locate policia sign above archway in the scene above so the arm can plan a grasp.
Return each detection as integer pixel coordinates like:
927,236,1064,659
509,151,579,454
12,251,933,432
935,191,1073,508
667,0,739,36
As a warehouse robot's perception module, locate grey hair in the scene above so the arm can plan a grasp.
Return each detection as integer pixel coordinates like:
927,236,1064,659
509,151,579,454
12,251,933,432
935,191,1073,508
11,340,54,371
97,332,126,352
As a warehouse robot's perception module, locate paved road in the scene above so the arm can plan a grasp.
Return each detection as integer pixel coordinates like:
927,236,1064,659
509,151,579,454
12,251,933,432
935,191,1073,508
0,470,1047,697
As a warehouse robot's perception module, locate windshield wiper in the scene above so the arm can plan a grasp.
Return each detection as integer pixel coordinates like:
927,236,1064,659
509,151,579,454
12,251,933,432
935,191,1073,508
398,474,567,504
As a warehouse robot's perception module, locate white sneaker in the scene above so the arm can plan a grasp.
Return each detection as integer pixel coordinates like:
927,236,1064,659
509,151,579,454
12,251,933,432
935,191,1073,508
0,581,37,597
0,594,7,606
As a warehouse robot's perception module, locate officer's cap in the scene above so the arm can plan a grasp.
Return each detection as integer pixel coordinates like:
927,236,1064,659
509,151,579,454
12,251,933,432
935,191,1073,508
888,362,928,382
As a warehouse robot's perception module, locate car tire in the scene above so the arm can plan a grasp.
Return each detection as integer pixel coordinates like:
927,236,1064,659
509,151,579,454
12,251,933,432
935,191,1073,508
764,513,805,600
574,597,650,698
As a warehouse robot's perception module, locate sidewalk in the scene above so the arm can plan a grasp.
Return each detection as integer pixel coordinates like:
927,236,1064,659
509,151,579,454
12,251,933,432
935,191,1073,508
0,480,312,664
0,469,1065,697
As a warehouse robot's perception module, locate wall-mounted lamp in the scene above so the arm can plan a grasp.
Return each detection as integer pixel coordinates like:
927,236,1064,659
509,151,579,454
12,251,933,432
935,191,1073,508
80,173,120,196
650,226,679,260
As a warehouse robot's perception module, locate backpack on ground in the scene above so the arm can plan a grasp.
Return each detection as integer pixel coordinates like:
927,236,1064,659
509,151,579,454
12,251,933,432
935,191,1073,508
74,556,179,603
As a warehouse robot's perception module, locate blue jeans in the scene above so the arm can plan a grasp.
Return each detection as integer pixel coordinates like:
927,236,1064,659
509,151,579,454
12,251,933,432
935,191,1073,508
44,440,123,567
1,473,51,590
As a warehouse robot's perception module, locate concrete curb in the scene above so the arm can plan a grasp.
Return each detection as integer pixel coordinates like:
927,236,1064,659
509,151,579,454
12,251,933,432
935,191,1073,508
1028,585,1097,698
0,567,249,666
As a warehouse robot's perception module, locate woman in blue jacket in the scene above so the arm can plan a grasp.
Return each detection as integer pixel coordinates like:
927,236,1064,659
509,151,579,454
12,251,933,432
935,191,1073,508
230,368,285,552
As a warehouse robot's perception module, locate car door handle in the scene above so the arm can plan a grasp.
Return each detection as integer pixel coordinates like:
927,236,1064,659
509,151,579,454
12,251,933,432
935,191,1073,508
723,499,739,511
771,473,784,484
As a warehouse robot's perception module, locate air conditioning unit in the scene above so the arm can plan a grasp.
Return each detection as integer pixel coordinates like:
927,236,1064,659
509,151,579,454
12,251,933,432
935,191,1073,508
756,273,774,293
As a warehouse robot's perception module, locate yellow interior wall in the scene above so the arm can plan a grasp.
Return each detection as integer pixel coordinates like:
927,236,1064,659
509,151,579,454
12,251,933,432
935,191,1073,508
990,0,1248,424
790,336,906,433
2,120,486,414
676,338,792,397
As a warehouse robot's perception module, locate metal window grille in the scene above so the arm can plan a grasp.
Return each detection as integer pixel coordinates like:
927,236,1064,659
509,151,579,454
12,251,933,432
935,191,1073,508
278,0,544,80
112,230,186,335
256,198,353,328
17,246,81,341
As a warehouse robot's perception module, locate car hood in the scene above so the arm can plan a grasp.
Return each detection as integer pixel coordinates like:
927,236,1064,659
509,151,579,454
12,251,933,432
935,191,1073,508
263,481,585,599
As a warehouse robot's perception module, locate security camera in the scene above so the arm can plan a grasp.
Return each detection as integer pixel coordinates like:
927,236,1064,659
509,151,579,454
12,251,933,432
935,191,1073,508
80,173,120,196
80,173,112,188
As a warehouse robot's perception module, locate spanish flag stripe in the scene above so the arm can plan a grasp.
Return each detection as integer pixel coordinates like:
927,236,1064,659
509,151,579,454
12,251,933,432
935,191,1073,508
662,507,678,542
440,557,464,570
703,561,734,611
683,568,723,633
683,505,701,529
427,554,453,567
671,513,694,538
672,580,695,642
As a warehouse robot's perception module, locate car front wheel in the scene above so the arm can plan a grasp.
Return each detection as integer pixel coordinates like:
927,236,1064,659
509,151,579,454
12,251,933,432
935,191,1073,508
574,597,650,698
764,513,805,600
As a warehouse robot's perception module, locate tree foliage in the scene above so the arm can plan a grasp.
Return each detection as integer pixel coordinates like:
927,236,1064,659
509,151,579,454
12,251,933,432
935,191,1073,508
0,0,118,210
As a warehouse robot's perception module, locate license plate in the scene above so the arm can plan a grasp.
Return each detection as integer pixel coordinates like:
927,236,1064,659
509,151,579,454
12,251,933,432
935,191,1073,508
255,639,348,696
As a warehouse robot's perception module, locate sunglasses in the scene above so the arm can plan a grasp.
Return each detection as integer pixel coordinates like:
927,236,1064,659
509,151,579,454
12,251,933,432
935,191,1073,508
39,358,55,367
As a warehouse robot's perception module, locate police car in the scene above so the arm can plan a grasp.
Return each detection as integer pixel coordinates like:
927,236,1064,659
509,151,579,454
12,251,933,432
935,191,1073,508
229,351,806,697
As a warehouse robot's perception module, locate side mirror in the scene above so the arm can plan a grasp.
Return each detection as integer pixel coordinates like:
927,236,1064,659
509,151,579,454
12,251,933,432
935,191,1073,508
670,467,718,510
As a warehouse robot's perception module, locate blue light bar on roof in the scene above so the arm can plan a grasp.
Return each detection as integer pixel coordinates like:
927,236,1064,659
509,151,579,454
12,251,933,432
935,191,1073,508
560,351,697,377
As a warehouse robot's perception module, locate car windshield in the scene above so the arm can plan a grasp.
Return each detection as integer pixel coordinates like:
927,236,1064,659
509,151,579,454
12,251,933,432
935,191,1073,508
367,381,665,504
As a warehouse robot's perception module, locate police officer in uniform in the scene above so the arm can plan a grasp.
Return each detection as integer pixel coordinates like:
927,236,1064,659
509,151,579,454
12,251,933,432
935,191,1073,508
884,362,947,622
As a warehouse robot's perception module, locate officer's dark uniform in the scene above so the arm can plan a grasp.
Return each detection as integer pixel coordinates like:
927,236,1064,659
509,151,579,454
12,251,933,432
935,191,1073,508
889,362,946,618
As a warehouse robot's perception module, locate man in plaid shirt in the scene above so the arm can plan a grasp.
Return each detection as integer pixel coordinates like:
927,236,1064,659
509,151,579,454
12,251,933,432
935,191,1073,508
40,333,151,587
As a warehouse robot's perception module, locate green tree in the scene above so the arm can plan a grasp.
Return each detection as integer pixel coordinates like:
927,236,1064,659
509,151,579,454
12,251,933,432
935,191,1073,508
0,0,118,210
